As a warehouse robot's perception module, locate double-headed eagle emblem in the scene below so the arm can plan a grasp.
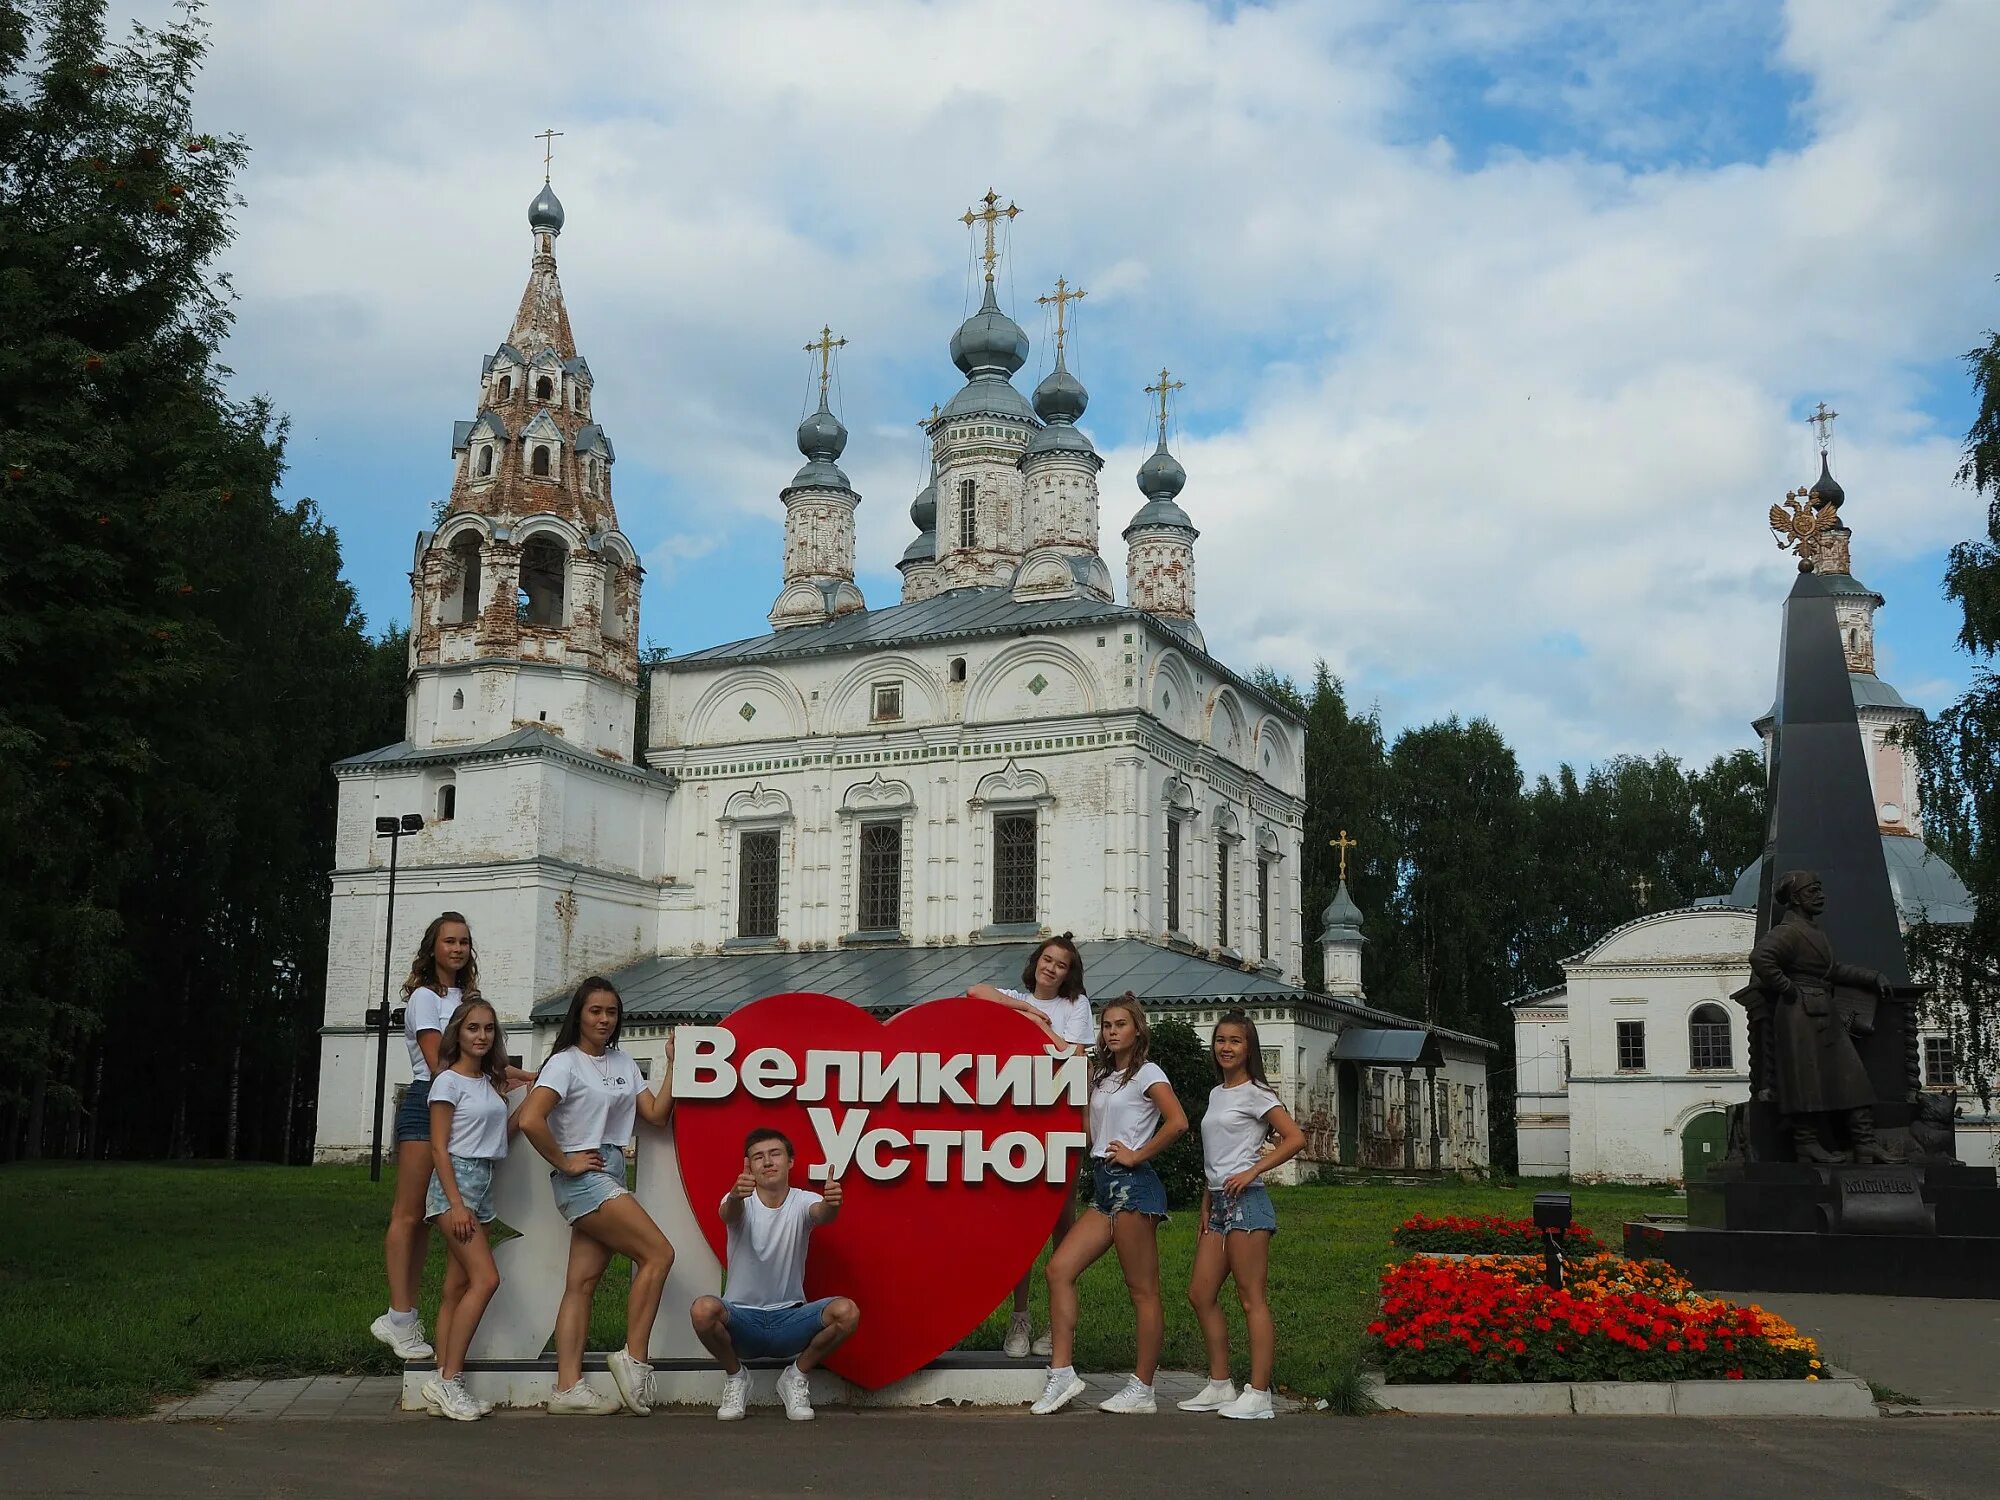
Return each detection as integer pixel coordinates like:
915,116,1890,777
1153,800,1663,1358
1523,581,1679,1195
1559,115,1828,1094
1769,487,1829,568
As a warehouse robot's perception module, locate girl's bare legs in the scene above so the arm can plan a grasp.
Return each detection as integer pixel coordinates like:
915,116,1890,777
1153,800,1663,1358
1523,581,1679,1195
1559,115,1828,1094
575,1194,675,1360
383,1140,432,1312
1014,1194,1076,1315
1043,1209,1116,1369
1111,1211,1164,1384
1227,1229,1276,1390
437,1228,501,1381
1186,1227,1233,1381
554,1230,612,1390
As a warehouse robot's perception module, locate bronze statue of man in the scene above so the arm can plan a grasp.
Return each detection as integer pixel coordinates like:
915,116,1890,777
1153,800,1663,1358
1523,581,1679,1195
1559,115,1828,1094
1742,870,1899,1165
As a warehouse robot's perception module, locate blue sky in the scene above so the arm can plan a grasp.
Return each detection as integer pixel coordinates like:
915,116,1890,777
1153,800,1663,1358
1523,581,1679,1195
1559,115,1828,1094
165,0,1998,774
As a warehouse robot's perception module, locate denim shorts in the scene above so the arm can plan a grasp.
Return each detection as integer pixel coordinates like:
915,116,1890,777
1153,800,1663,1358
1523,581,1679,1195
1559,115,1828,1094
727,1298,836,1360
550,1145,628,1224
426,1154,499,1223
1204,1182,1279,1236
394,1078,432,1145
1090,1161,1169,1220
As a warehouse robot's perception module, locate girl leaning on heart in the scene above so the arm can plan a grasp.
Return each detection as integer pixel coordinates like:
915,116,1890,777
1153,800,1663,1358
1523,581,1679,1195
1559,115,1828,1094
517,976,678,1416
1032,992,1187,1416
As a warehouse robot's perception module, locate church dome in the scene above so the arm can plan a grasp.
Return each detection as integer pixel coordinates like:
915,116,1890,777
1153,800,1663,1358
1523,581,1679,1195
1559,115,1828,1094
910,473,937,532
1033,363,1087,424
1809,453,1845,510
1136,440,1186,502
529,182,565,235
797,402,848,464
950,282,1029,379
1319,881,1365,943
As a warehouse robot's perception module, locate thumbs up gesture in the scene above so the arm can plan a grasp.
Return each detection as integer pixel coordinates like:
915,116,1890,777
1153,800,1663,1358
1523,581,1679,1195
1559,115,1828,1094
731,1157,756,1200
821,1176,844,1211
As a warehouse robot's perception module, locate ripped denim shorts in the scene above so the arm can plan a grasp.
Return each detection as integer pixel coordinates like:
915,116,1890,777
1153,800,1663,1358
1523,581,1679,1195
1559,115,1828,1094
1090,1160,1169,1220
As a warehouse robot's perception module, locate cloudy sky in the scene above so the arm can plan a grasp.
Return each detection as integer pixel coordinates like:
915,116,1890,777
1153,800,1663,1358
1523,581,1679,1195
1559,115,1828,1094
163,0,1998,774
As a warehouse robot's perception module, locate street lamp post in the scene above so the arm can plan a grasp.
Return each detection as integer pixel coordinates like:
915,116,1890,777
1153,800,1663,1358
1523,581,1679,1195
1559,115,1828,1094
368,812,427,1182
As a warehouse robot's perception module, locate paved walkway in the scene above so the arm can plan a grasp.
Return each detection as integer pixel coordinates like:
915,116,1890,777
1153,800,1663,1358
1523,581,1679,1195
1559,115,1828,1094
1750,1293,2000,1412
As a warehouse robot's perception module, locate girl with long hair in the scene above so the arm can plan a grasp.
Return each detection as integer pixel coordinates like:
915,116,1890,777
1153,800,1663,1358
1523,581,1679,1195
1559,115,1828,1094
372,911,478,1361
969,934,1093,1358
1032,993,1187,1417
420,997,519,1421
517,976,677,1416
1179,1010,1306,1420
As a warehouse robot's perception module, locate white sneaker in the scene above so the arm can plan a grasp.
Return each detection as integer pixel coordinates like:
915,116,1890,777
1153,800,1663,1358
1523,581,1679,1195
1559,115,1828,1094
717,1370,749,1421
1004,1312,1032,1358
1030,1367,1087,1415
1099,1376,1157,1414
1177,1378,1238,1412
436,1378,483,1422
1216,1386,1275,1420
607,1349,654,1415
776,1363,815,1421
418,1376,447,1414
547,1380,620,1416
1031,1332,1052,1358
370,1312,433,1361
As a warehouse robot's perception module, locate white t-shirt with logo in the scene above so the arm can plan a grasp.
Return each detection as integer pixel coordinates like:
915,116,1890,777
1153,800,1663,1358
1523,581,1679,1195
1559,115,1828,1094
427,1068,510,1160
1201,1080,1282,1190
721,1185,822,1309
1089,1061,1172,1160
999,988,1095,1049
535,1046,641,1152
404,985,462,1081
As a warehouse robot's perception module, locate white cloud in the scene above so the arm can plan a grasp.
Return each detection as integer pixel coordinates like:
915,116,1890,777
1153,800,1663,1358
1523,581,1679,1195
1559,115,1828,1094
150,0,2000,771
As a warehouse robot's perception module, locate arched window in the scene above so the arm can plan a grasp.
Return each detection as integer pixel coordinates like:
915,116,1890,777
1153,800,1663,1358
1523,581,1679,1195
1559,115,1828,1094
958,478,976,549
1689,1004,1732,1071
536,375,553,401
437,783,457,822
531,445,551,477
476,446,493,478
498,375,512,400
448,532,481,623
451,689,464,710
518,535,566,626
585,457,596,493
600,558,622,640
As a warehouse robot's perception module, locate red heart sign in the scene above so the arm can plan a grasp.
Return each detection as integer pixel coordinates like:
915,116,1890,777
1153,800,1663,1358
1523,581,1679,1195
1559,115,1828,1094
672,991,1086,1390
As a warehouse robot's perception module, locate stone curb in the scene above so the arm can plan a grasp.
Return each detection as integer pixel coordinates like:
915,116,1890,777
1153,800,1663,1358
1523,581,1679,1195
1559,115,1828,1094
1362,1366,1877,1418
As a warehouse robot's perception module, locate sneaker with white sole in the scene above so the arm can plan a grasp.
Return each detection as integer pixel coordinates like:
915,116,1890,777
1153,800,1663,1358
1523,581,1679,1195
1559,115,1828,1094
547,1380,620,1416
607,1349,654,1415
436,1378,483,1422
1098,1376,1157,1414
776,1363,815,1421
1031,1332,1052,1358
716,1371,749,1421
1176,1378,1238,1412
1004,1312,1033,1359
370,1312,433,1362
418,1376,448,1415
1030,1367,1087,1415
1216,1386,1275,1420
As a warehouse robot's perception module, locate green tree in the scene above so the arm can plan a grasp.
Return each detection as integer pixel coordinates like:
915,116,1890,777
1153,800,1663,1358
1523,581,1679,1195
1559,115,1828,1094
1144,1015,1211,1208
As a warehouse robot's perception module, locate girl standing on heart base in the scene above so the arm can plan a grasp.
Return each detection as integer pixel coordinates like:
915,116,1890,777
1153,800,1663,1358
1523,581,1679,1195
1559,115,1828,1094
419,997,521,1421
1032,993,1187,1416
968,932,1094,1359
1180,1009,1307,1420
371,911,476,1362
517,976,678,1416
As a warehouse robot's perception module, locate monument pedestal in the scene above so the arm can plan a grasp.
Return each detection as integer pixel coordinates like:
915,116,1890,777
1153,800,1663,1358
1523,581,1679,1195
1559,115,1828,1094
1626,1160,2000,1299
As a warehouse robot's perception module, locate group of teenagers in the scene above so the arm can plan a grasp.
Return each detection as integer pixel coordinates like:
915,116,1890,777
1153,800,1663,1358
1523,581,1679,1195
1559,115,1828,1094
374,915,1305,1423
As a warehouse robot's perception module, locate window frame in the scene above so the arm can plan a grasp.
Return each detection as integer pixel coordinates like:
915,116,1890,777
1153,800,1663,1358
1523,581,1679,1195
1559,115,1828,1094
1616,1019,1647,1073
856,820,904,935
991,810,1038,926
1688,1004,1733,1072
1923,1036,1957,1090
736,827,781,940
870,682,903,723
957,478,976,550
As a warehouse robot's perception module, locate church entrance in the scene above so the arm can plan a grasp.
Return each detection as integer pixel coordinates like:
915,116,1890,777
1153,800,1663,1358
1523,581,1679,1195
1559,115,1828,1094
1680,1109,1727,1185
1337,1061,1360,1165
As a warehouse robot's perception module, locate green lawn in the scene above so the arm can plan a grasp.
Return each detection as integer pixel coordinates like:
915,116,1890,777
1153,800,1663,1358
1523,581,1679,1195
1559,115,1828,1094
0,1162,1680,1417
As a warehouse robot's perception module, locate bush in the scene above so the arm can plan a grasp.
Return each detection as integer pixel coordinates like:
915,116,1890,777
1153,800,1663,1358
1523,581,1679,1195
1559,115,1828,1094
1146,1016,1212,1209
1392,1212,1603,1255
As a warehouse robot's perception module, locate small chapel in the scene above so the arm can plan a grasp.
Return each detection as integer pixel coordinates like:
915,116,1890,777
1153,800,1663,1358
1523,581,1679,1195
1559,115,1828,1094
312,176,1493,1173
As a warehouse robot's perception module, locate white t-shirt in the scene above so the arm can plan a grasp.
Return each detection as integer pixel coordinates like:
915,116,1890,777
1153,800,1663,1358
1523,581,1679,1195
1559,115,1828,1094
404,985,461,1081
535,1046,642,1153
427,1068,510,1160
1000,988,1095,1049
1089,1061,1172,1159
721,1186,822,1309
1202,1081,1282,1190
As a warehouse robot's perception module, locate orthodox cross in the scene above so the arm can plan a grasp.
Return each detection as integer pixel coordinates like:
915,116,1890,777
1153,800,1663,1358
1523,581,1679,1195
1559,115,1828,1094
1808,401,1839,457
962,189,1020,282
1036,276,1087,360
1631,874,1652,908
534,128,564,182
1330,829,1358,885
1145,368,1186,446
804,325,847,403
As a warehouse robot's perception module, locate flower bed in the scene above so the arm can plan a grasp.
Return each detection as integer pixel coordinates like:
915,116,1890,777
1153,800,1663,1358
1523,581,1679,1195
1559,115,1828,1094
1368,1253,1823,1384
1391,1212,1604,1255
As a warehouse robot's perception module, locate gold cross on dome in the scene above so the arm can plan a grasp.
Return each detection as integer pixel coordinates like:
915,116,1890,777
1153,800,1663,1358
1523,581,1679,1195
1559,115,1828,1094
1036,276,1087,360
1330,829,1358,885
534,127,564,182
962,189,1020,282
1145,367,1186,445
804,325,847,402
1632,873,1652,908
1808,401,1839,456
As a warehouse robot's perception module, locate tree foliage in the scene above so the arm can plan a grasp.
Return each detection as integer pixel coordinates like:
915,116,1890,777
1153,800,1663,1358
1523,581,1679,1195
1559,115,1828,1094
0,1,384,1160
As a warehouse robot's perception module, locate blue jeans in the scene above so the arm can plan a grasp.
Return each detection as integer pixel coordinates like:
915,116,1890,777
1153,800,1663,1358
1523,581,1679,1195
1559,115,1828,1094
728,1298,837,1360
550,1145,629,1224
394,1079,432,1145
425,1155,498,1223
1090,1161,1169,1220
1204,1182,1278,1235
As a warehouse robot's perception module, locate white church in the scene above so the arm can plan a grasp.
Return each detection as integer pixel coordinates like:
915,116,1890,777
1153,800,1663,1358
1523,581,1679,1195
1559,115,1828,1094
313,181,1493,1175
1510,462,1985,1183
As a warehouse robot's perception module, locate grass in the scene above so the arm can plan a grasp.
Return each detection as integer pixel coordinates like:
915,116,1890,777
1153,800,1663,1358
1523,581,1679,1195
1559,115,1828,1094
0,1162,1681,1418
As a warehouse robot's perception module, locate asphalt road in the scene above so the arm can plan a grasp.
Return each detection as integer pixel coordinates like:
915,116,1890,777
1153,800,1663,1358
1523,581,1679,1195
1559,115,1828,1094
6,1411,1998,1499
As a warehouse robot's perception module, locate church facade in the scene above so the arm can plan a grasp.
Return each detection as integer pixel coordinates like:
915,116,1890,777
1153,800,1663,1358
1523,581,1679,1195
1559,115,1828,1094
312,182,1492,1171
1511,465,1985,1182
